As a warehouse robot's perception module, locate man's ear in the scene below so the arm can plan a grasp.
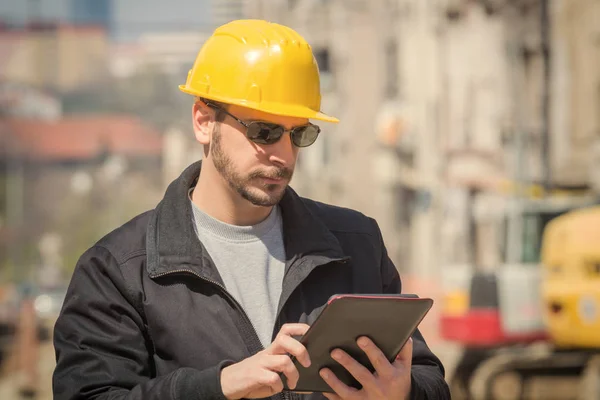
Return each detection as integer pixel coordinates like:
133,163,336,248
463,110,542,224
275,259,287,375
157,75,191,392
192,101,213,145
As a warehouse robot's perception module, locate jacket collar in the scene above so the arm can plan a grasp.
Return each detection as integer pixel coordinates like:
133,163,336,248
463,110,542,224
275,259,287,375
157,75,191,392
146,160,347,281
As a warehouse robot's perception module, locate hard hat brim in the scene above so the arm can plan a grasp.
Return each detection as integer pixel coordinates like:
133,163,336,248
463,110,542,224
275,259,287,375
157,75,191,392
179,85,339,123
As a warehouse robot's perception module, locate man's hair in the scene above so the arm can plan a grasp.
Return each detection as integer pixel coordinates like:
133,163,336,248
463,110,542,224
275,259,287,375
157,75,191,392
196,97,226,122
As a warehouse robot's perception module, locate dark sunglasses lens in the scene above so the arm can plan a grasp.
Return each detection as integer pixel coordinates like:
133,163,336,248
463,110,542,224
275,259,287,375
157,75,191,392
246,122,284,144
291,125,320,147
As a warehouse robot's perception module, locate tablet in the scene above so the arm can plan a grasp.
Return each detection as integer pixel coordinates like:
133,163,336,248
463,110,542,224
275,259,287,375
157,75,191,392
282,294,433,393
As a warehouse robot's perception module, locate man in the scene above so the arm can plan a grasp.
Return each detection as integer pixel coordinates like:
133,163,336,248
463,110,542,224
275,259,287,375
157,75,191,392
52,19,450,400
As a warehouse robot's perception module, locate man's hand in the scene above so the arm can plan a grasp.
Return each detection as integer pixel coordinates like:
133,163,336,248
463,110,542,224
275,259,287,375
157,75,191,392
319,336,413,400
220,323,311,400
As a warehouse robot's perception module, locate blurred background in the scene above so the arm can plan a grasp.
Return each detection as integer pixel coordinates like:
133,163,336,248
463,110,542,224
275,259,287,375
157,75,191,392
0,0,600,399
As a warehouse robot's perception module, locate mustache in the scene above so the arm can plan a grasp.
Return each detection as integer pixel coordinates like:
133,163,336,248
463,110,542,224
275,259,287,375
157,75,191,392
248,167,292,180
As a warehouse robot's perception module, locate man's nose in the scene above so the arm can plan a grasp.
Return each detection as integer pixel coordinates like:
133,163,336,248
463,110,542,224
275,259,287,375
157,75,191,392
266,132,296,168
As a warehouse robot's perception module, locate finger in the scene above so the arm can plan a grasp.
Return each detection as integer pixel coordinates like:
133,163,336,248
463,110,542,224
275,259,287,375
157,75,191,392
323,392,342,400
393,337,413,368
319,368,359,399
265,355,300,390
261,370,284,395
357,336,395,378
330,349,377,391
279,323,311,337
269,334,311,368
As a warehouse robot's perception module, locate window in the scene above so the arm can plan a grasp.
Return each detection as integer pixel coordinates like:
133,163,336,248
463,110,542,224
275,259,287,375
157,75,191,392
384,39,399,99
314,48,333,92
313,48,331,73
521,211,568,264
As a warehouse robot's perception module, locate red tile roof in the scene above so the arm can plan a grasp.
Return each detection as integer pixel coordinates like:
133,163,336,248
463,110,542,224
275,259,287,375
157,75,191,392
0,115,164,161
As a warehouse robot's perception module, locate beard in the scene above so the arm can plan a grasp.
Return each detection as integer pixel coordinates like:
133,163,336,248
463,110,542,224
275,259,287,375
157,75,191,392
210,124,293,207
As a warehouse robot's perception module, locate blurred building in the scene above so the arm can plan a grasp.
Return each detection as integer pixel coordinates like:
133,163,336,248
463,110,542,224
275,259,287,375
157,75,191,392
244,0,600,283
110,31,210,78
0,82,62,120
108,0,245,77
244,0,417,275
108,42,146,79
70,0,112,33
433,0,600,275
0,116,164,282
0,22,109,92
551,0,600,186
0,0,215,43
211,0,245,27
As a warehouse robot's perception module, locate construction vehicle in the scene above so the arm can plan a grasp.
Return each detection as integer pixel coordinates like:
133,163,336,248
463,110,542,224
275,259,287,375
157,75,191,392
440,194,600,399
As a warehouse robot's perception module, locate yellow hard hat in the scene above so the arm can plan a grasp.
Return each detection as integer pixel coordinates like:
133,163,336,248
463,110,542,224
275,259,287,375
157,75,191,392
179,19,339,123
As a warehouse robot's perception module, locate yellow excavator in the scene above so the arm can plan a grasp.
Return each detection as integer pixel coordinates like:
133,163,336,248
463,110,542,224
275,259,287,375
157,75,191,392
539,206,600,398
441,199,600,399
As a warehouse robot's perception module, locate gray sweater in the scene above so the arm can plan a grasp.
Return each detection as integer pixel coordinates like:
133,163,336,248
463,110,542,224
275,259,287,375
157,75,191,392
190,199,286,348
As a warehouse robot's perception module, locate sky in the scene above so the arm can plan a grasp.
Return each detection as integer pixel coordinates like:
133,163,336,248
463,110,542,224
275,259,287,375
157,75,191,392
0,0,213,42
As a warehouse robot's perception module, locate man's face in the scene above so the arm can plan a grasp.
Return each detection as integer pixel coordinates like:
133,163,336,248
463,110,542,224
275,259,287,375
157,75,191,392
208,104,305,207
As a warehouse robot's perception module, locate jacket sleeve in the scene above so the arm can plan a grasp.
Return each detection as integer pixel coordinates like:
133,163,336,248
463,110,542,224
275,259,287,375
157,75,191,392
372,219,452,400
52,245,231,400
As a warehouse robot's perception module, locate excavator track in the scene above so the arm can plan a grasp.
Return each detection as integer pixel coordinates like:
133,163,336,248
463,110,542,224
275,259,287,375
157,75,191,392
467,344,596,400
578,355,600,400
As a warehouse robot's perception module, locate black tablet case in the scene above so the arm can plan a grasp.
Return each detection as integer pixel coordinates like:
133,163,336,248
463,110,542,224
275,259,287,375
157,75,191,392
283,294,433,393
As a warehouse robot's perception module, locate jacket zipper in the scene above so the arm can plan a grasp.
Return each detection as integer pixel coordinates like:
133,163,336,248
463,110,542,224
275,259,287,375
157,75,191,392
272,256,350,338
271,256,350,400
153,269,290,400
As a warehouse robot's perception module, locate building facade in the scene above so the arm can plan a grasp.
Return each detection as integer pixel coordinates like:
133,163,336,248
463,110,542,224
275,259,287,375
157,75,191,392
243,0,600,283
0,23,109,92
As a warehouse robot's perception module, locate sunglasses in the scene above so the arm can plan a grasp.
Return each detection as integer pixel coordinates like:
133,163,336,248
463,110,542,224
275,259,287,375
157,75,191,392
205,101,321,147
